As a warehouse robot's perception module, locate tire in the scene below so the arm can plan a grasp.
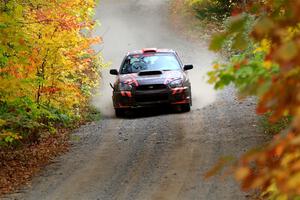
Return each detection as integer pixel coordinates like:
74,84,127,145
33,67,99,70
181,104,191,112
115,108,125,117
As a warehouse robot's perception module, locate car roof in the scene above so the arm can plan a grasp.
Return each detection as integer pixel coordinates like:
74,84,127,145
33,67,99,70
126,48,176,56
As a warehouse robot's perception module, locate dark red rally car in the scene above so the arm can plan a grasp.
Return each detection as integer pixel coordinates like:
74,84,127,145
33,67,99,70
110,48,193,117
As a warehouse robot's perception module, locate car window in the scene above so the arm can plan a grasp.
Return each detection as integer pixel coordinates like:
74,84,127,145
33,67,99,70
120,53,181,74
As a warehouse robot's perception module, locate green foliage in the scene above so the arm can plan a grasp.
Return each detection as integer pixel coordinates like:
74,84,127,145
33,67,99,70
208,14,279,97
261,112,292,135
0,97,74,140
208,43,279,97
209,14,254,51
84,106,102,122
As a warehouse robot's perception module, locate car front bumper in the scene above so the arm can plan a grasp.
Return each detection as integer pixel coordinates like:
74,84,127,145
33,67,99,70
113,87,191,109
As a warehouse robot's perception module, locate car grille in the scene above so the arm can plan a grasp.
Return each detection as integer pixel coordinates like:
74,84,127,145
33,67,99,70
135,93,169,103
136,84,167,91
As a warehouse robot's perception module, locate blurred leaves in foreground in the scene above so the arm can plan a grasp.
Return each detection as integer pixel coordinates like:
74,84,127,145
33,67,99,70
206,0,300,199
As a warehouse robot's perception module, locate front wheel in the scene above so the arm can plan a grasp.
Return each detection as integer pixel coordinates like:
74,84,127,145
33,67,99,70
173,104,191,113
181,104,191,112
115,108,125,118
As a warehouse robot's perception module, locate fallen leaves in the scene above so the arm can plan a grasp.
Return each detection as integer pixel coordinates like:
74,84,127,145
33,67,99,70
0,131,69,196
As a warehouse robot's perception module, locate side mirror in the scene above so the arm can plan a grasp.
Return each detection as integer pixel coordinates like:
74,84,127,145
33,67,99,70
110,69,119,75
184,65,193,71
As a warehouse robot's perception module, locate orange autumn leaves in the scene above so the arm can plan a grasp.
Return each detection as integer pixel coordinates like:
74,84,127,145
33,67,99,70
208,0,300,198
235,133,300,195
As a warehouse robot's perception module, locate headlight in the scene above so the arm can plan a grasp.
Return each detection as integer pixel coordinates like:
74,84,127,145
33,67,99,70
119,82,133,91
169,79,183,88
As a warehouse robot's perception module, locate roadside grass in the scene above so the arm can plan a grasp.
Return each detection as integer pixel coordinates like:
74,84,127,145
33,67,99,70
84,105,102,122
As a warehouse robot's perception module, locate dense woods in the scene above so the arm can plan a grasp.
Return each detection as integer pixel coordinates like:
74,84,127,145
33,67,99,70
0,0,102,146
187,0,300,199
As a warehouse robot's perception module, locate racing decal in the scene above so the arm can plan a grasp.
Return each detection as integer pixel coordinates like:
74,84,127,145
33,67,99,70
163,71,182,85
172,89,177,95
120,91,132,97
121,91,127,97
164,77,176,85
125,91,132,98
172,87,185,95
122,74,139,87
129,74,139,86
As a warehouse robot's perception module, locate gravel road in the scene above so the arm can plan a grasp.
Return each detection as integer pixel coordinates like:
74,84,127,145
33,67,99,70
4,0,268,200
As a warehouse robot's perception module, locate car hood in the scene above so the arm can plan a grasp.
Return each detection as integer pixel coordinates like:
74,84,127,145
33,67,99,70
118,70,185,85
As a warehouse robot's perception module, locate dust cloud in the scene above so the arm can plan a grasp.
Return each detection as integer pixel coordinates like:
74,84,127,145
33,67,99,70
92,68,116,117
91,0,218,117
188,65,217,109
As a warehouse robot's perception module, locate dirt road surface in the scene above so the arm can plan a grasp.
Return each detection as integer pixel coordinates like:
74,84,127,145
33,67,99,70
4,1,268,200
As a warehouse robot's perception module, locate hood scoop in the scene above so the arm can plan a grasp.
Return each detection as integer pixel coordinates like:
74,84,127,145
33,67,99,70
138,70,162,76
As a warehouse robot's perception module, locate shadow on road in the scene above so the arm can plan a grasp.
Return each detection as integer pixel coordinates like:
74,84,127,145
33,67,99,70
116,105,187,119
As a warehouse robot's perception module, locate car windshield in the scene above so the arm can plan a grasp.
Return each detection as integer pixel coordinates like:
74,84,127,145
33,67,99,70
120,53,181,74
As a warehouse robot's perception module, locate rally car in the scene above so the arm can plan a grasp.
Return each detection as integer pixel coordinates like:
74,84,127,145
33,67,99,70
110,48,193,117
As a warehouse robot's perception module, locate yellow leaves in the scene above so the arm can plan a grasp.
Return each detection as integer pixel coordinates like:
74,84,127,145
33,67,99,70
23,0,101,109
0,131,23,143
185,0,203,7
213,63,220,70
263,182,289,200
263,60,272,69
286,173,300,192
0,119,6,127
261,39,270,51
253,47,262,53
276,194,288,200
286,25,300,40
281,151,300,169
253,39,271,54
